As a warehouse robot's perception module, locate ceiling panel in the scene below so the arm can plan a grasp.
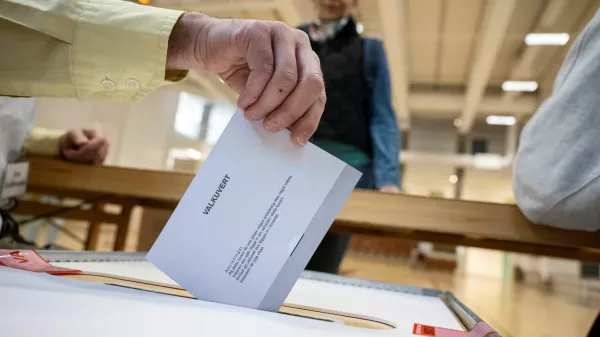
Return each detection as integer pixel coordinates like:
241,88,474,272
489,0,544,85
438,0,484,85
146,0,600,127
530,0,593,79
408,0,443,83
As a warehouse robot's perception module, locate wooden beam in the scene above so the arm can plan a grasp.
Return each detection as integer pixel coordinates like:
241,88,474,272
458,0,518,133
26,157,191,205
14,201,122,224
377,0,410,130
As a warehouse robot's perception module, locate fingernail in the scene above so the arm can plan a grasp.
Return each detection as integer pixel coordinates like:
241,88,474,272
238,97,250,110
296,133,307,145
264,122,280,133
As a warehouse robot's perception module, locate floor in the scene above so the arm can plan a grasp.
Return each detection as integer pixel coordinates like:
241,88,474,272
21,221,600,337
340,252,599,337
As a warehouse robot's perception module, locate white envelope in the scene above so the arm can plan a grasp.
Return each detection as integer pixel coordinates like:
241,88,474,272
147,110,361,312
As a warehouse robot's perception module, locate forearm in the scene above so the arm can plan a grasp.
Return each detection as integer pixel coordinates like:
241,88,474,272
0,0,187,100
166,13,212,71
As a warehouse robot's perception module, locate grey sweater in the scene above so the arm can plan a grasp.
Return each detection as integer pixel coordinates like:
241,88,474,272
513,9,600,231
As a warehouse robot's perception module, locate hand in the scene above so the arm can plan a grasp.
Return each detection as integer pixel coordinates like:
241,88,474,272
167,14,326,146
59,129,109,165
379,185,400,194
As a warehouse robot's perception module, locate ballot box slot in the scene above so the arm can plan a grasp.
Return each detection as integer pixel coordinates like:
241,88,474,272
62,273,395,330
38,250,500,335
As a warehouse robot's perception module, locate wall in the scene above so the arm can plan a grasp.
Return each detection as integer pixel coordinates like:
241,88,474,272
408,118,457,153
34,97,130,166
403,162,456,197
403,117,514,201
115,87,180,170
407,117,508,155
34,86,182,170
470,121,507,155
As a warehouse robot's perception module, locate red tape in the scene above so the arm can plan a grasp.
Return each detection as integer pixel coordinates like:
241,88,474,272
413,322,496,337
0,250,80,275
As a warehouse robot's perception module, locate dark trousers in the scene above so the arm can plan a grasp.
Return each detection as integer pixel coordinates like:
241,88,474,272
305,164,375,274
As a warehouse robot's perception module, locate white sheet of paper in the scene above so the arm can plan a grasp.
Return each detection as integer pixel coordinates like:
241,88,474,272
1,161,29,199
147,110,361,311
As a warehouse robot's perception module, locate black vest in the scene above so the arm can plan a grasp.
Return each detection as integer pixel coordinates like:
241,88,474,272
301,19,372,156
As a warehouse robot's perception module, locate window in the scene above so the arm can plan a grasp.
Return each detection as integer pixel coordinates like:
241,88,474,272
174,92,206,139
205,103,236,145
471,139,488,155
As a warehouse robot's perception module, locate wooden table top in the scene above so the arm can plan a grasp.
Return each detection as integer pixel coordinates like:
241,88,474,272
26,157,600,261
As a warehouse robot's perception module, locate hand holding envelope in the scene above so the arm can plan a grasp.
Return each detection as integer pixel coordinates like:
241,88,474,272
169,14,326,146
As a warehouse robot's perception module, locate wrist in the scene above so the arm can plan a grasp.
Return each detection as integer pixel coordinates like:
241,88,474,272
167,12,214,70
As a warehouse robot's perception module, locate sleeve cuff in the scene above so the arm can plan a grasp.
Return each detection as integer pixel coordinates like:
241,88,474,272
23,128,65,157
72,1,187,101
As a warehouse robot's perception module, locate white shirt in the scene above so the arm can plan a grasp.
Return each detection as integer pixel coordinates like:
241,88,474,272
0,96,36,186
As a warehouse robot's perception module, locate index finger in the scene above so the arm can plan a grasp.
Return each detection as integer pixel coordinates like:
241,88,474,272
243,23,299,126
236,22,275,113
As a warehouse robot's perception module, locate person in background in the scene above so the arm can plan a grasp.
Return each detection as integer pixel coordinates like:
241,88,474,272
512,8,600,337
28,127,109,165
298,0,402,274
0,97,109,249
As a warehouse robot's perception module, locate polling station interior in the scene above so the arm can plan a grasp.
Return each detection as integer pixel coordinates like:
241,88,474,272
1,1,600,337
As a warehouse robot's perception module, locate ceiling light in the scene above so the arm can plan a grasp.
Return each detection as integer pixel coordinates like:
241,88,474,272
486,115,516,126
453,118,462,128
525,33,569,46
502,81,538,92
449,175,458,184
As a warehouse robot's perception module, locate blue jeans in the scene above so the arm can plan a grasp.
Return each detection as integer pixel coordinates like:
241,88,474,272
305,164,375,274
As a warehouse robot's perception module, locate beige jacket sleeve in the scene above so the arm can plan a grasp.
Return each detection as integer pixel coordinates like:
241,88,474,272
0,0,187,101
23,127,65,157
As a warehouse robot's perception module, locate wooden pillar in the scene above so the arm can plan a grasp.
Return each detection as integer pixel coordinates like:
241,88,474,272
454,135,468,199
85,202,104,251
400,130,409,190
113,201,135,251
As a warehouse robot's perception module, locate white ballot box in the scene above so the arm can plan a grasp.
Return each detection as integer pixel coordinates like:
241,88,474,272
0,251,501,337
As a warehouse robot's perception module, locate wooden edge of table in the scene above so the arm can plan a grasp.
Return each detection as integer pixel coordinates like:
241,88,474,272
25,157,600,256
